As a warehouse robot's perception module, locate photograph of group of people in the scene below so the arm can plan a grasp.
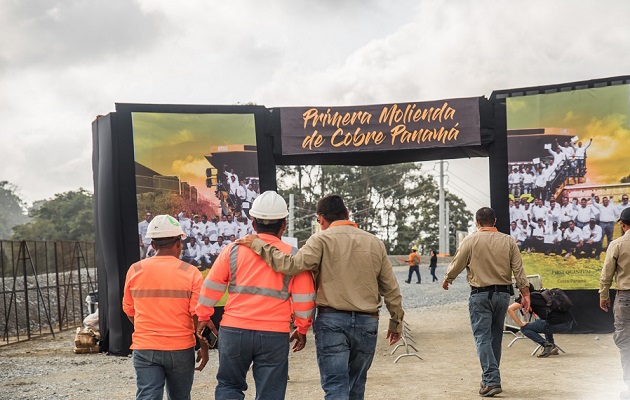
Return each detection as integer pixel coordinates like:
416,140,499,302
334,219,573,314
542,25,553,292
504,83,630,290
508,136,592,202
139,162,261,271
215,163,260,219
509,193,630,260
131,111,261,272
506,131,629,261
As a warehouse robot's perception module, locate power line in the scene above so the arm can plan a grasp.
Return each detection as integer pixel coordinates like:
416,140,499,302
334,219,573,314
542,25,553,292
446,171,491,200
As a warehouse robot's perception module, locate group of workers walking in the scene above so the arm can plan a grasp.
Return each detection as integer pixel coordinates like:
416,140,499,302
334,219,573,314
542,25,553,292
123,191,403,400
123,189,630,399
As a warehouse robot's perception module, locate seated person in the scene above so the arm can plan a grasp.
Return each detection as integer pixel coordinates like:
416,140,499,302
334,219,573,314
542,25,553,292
542,221,562,256
508,285,573,358
580,218,603,260
510,221,524,251
523,218,546,252
181,237,202,267
561,220,583,259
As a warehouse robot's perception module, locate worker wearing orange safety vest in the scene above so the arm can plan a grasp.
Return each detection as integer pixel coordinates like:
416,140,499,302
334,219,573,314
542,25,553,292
122,214,208,400
405,245,421,284
196,191,316,400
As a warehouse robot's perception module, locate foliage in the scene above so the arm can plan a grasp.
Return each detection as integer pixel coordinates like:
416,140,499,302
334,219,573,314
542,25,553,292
11,189,95,241
136,192,219,221
0,181,29,239
622,174,630,184
277,163,472,255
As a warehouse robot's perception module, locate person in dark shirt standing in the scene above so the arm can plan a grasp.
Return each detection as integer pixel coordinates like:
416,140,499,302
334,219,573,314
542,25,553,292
429,250,439,283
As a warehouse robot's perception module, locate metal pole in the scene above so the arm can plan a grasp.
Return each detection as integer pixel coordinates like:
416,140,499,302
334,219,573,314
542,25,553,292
76,242,85,321
54,242,62,332
439,160,445,254
20,241,31,340
288,194,295,237
445,201,450,256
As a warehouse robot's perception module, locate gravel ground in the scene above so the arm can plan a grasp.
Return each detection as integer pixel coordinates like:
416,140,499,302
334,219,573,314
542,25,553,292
2,262,625,399
393,262,469,308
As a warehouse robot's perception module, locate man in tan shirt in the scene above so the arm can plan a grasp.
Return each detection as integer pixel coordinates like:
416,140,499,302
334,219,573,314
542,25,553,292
237,194,403,399
600,207,630,399
443,207,530,398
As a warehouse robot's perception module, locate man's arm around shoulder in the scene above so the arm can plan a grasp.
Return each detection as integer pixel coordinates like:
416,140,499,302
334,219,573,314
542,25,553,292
237,234,323,276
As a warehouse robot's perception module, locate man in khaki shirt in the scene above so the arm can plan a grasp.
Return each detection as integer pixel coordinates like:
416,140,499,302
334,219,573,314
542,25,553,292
600,207,630,399
443,207,530,398
237,194,403,399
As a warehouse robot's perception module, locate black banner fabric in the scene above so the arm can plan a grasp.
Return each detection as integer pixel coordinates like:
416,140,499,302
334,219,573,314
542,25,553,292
280,97,481,155
92,113,135,356
567,289,614,334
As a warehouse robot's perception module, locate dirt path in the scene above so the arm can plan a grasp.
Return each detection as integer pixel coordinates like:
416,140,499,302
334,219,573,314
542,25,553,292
1,301,625,399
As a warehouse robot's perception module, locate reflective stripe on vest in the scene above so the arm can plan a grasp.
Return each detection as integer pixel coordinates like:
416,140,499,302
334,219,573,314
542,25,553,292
134,260,190,273
292,293,316,302
198,294,218,307
294,309,315,319
197,279,227,308
130,289,191,298
228,244,291,301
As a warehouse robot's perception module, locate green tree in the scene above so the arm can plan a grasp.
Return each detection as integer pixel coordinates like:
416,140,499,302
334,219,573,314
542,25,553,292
0,181,29,239
277,163,472,254
621,174,630,184
11,189,95,241
136,191,220,221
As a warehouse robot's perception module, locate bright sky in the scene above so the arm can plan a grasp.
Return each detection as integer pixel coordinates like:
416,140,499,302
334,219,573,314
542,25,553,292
2,0,630,213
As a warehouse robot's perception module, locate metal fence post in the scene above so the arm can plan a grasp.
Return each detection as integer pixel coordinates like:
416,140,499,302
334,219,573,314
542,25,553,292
19,241,31,340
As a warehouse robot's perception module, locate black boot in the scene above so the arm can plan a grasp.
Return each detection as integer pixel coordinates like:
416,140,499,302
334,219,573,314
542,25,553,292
538,342,554,358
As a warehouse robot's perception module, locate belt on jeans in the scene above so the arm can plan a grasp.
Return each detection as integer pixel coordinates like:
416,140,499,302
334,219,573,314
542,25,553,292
317,306,379,317
470,285,512,295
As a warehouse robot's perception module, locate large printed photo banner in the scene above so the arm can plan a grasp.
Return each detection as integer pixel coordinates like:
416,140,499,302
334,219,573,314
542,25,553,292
280,97,481,155
132,112,260,264
506,85,630,290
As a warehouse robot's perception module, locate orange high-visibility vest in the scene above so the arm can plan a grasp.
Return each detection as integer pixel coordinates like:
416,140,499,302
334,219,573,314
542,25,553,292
122,256,203,350
196,233,315,334
409,252,420,266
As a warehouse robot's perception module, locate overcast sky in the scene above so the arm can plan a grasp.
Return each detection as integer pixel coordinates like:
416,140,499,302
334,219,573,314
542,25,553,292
2,0,629,213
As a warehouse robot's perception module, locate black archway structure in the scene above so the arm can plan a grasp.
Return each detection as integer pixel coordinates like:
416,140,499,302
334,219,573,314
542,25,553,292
93,75,629,355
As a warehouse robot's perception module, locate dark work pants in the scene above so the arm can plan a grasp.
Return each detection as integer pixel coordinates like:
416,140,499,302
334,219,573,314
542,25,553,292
407,266,420,283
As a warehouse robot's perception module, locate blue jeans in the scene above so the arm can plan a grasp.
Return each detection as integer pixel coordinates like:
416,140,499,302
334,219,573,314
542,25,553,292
313,312,379,400
215,326,289,400
407,266,420,283
520,319,572,346
133,347,195,400
469,292,510,387
614,291,630,387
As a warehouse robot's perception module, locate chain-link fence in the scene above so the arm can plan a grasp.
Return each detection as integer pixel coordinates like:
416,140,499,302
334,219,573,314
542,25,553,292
0,240,98,346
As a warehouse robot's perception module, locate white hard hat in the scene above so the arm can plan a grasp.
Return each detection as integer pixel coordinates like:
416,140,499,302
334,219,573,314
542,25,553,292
249,191,289,220
146,214,186,239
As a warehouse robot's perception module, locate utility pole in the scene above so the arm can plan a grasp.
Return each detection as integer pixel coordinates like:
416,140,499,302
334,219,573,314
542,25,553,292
288,194,295,237
445,201,450,256
439,160,445,255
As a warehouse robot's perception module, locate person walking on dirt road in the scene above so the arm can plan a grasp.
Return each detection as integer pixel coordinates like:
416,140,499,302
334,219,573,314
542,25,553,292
443,207,530,398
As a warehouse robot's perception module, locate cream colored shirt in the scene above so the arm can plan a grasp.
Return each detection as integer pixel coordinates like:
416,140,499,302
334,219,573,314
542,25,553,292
250,221,404,333
445,229,528,289
599,229,630,300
